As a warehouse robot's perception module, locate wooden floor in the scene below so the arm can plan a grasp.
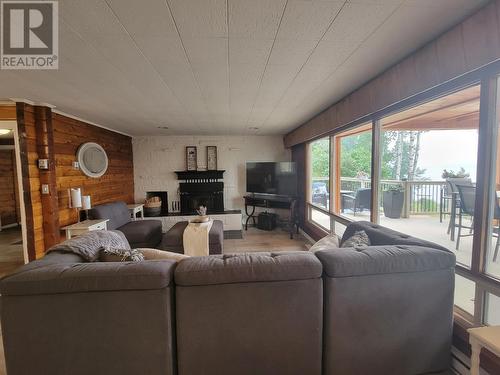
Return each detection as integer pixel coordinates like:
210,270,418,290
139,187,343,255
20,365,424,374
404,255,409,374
0,227,24,278
0,226,24,375
225,227,310,253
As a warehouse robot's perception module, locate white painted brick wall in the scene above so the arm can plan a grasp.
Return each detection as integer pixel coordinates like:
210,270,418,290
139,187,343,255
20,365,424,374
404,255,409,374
133,135,290,213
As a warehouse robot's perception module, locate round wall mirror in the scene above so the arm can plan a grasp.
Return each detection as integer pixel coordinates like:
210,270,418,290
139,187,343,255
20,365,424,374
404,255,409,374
77,142,108,178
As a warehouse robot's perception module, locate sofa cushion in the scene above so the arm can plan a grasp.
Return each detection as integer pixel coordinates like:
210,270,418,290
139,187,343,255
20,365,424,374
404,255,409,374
341,221,448,251
175,251,322,286
119,220,162,247
316,245,456,278
46,230,130,262
88,201,131,230
0,260,177,296
139,248,190,262
309,234,340,252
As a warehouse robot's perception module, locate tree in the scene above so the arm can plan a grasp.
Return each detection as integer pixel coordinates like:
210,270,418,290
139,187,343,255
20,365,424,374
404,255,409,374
311,138,329,178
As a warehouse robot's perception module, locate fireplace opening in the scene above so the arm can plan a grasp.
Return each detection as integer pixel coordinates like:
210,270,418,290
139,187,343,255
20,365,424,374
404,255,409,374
175,170,225,214
145,191,169,216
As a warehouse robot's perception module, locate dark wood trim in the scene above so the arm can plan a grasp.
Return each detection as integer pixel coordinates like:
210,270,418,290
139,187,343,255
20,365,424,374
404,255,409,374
0,138,14,146
34,106,60,249
302,219,328,241
471,78,496,274
15,102,35,261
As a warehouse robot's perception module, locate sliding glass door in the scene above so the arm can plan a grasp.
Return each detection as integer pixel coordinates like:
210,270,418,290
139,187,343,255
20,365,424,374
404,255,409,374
377,85,481,269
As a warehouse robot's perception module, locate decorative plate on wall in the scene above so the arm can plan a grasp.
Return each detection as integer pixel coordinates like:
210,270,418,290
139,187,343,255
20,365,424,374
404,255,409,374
77,142,108,178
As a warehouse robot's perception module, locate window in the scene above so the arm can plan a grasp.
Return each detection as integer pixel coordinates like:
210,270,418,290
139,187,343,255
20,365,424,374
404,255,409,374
332,123,372,220
302,73,500,327
454,274,476,316
485,293,500,325
485,76,500,280
309,206,331,232
378,85,480,269
309,137,330,211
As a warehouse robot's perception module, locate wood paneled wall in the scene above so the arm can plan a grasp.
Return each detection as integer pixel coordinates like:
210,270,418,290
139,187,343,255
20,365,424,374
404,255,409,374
284,1,500,147
52,113,134,228
0,150,19,226
14,104,134,259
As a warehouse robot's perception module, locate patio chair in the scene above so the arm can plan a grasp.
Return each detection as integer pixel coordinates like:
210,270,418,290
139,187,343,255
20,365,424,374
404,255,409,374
492,193,500,262
455,184,475,250
446,178,474,239
343,188,371,216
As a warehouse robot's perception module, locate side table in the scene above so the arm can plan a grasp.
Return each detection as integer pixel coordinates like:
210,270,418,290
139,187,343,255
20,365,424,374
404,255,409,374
468,325,500,375
62,219,109,240
127,204,145,220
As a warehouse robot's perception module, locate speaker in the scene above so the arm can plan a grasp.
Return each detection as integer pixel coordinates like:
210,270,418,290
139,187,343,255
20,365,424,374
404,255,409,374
257,212,277,231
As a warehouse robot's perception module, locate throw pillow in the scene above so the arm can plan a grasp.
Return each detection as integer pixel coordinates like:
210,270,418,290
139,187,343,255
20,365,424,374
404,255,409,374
341,230,371,251
100,246,145,262
138,248,190,262
309,234,340,252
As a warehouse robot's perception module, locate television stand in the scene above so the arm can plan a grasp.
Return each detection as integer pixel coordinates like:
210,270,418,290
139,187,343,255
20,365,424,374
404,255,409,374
243,194,299,239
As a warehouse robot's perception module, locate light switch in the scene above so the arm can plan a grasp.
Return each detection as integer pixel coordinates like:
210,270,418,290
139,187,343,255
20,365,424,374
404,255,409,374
41,184,49,194
38,159,49,169
72,161,79,169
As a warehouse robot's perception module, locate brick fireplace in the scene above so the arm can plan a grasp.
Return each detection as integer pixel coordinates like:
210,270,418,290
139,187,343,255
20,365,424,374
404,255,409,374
175,170,225,214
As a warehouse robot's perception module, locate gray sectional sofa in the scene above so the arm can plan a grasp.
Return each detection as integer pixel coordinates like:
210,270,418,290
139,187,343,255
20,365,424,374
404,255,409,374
88,201,162,248
0,221,456,375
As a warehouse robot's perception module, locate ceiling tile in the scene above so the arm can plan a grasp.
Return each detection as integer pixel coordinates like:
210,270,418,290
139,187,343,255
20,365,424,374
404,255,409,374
268,39,317,67
183,38,228,66
229,0,286,39
229,38,274,67
61,0,124,37
106,0,177,37
277,0,344,41
322,2,400,43
307,39,359,68
169,0,228,38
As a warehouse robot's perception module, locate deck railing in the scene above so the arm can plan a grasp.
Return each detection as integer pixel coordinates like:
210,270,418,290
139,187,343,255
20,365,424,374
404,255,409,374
312,177,448,215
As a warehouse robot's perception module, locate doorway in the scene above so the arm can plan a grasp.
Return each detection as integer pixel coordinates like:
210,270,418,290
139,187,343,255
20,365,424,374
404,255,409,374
0,120,27,277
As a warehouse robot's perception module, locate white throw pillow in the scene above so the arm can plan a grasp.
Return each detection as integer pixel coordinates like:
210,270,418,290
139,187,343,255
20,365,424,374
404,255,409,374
138,248,191,262
309,234,340,252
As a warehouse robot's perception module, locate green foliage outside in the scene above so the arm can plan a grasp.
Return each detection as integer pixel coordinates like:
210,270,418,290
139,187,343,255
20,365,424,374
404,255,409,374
311,130,427,180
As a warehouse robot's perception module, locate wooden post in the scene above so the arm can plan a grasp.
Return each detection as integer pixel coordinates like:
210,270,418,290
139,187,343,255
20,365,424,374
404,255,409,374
34,106,60,249
402,180,411,218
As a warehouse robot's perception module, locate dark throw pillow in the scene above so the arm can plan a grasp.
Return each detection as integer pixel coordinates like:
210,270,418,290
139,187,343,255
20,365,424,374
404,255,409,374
100,246,145,262
341,230,371,251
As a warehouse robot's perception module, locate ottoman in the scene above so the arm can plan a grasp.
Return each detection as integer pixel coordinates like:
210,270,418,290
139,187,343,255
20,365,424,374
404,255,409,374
161,220,224,255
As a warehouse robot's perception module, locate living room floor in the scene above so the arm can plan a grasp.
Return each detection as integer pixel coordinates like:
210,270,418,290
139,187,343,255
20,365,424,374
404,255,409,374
225,227,310,253
0,227,24,279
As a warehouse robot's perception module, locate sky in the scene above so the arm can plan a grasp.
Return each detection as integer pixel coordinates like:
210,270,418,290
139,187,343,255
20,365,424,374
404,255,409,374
417,129,478,181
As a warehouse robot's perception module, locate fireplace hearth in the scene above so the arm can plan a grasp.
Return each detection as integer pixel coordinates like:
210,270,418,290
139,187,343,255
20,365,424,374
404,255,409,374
175,171,225,214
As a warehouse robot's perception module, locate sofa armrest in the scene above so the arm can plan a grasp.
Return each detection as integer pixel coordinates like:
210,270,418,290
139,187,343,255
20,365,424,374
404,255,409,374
0,260,177,296
341,221,449,251
315,245,455,278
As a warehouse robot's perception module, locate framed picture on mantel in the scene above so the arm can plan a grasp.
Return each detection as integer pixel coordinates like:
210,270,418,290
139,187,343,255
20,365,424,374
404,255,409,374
207,146,217,170
186,146,197,171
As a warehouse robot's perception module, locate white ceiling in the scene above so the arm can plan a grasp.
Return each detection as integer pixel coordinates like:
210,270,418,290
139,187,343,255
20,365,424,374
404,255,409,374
0,0,489,136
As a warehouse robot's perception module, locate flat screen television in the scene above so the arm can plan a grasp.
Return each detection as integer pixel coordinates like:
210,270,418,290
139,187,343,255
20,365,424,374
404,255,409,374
246,162,297,196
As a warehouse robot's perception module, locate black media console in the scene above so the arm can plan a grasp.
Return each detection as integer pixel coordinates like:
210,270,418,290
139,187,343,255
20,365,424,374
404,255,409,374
243,193,299,239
